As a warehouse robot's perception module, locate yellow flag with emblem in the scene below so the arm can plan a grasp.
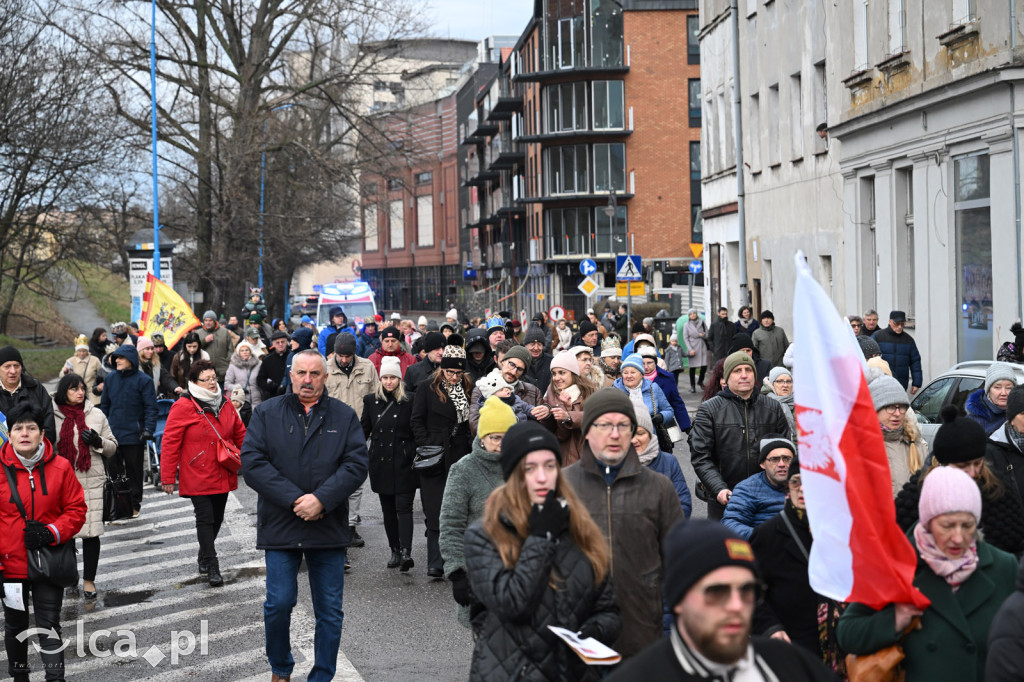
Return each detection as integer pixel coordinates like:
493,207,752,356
140,273,201,348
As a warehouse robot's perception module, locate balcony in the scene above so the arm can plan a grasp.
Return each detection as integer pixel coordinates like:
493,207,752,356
513,65,629,84
488,95,523,120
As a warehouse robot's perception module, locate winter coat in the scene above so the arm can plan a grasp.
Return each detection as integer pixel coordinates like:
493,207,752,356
612,377,674,426
468,379,543,434
0,373,57,445
554,326,573,352
987,425,1024,500
539,384,586,467
721,471,788,539
52,401,117,539
0,439,86,579
838,533,1017,682
965,389,1007,436
368,348,417,377
64,354,102,405
769,391,797,442
705,317,735,363
524,353,553,395
410,380,473,471
317,323,356,356
464,517,621,681
241,393,368,550
439,437,504,627
895,469,1024,555
735,317,760,335
647,451,692,518
170,350,210,389
987,555,1024,681
139,360,180,399
356,331,381,359
224,353,261,407
751,324,790,368
562,445,684,658
882,422,927,494
324,356,379,419
359,392,417,495
200,324,239,381
652,367,691,430
872,327,923,389
100,345,158,446
160,395,245,496
683,319,710,368
605,630,835,681
403,359,437,395
256,348,288,400
749,504,820,654
689,388,791,499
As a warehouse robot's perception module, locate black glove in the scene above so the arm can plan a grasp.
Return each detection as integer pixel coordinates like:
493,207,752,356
0,569,5,599
82,428,103,448
652,413,664,426
577,621,602,640
24,520,54,550
528,490,570,540
450,569,473,606
140,430,153,442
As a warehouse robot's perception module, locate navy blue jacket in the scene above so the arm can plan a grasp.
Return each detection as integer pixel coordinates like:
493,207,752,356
652,367,692,431
722,471,787,539
356,332,381,359
966,389,1007,436
872,327,923,388
648,451,692,518
100,344,158,446
241,392,368,550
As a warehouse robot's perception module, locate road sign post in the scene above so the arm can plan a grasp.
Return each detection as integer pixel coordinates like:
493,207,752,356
616,255,642,335
687,259,702,311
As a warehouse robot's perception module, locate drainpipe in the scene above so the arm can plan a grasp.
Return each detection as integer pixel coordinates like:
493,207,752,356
731,0,748,306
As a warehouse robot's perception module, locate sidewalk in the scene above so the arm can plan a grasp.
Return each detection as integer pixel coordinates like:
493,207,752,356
41,269,110,394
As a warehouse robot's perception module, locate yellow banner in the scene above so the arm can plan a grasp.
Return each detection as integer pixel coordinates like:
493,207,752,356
140,273,201,348
616,282,645,296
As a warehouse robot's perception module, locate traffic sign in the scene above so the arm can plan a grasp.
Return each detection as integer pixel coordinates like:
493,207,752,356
616,282,646,297
615,255,641,282
690,243,704,258
520,310,528,327
548,305,566,321
579,258,597,276
577,276,599,297
537,293,546,301
688,260,703,274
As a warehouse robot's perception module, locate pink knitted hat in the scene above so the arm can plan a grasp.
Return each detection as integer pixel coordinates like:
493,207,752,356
136,336,154,351
918,466,982,529
549,351,580,376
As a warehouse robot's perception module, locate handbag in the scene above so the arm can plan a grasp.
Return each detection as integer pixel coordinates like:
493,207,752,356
845,616,921,682
103,471,134,523
413,445,445,474
2,465,79,588
196,400,242,473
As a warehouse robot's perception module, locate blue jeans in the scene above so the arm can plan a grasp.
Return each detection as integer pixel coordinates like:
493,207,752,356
264,548,347,681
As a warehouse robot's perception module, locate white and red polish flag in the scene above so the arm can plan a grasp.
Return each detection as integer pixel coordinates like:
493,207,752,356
791,252,930,610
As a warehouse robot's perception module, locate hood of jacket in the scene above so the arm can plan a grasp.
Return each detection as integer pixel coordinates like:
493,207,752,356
110,344,139,372
230,351,260,370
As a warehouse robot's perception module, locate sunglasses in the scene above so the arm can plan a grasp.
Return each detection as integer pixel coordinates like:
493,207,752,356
702,581,764,607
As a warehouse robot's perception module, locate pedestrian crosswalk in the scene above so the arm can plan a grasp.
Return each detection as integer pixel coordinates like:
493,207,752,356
0,485,364,680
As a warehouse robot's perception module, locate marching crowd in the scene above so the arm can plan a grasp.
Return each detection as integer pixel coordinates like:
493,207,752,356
1,301,1024,680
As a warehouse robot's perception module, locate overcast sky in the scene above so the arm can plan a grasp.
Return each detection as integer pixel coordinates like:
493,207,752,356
426,0,533,42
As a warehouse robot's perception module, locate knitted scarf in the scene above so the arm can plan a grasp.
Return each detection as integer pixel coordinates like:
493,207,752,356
1007,423,1024,454
188,381,223,410
446,380,469,423
57,403,91,472
914,522,979,593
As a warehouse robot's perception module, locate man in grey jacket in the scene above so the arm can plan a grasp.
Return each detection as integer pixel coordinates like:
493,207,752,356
751,310,790,368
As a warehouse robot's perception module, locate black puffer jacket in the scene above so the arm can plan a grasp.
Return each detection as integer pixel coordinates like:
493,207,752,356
894,469,1024,555
464,518,621,682
360,392,418,495
987,425,1024,500
987,554,1024,681
688,388,790,498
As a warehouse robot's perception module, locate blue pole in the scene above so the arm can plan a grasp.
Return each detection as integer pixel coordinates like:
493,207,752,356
258,103,294,290
150,0,160,279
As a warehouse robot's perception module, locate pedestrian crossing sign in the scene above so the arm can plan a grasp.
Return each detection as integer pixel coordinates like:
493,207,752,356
615,255,641,282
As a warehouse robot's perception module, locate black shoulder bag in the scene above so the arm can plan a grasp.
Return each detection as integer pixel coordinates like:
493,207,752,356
3,464,79,588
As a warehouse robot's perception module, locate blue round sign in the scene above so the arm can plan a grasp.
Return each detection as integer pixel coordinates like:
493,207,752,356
579,259,597,276
688,260,703,274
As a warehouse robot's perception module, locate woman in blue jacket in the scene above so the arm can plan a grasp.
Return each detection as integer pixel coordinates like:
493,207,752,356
612,354,673,430
632,410,691,517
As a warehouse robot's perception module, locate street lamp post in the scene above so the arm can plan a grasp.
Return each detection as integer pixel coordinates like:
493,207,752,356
259,103,296,289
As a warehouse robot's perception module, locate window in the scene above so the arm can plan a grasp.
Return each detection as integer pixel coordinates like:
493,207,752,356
593,81,624,130
813,61,827,153
854,0,869,71
546,82,587,133
859,176,877,310
911,377,956,424
594,205,627,254
952,0,975,23
363,204,378,252
416,195,434,247
591,0,624,67
687,15,700,65
546,145,588,194
593,143,626,193
888,0,906,55
387,178,403,191
767,83,780,165
688,79,702,127
415,171,432,185
895,168,915,321
790,73,804,159
748,93,761,171
389,199,404,249
548,207,591,256
690,141,701,180
954,153,992,361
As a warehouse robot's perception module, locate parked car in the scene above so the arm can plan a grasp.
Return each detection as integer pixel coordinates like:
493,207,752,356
910,360,1024,447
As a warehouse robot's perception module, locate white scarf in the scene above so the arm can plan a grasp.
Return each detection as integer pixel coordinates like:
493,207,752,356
188,381,223,409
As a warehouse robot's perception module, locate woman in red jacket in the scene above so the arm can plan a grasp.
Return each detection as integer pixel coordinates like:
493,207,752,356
160,360,245,587
0,403,86,681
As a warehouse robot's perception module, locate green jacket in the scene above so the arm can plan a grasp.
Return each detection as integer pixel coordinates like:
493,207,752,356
439,436,504,628
837,534,1017,682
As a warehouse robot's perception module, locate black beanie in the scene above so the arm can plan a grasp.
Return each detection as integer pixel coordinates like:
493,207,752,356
760,310,774,320
581,387,637,436
0,345,23,367
933,405,988,464
1008,385,1024,425
759,434,795,463
663,520,757,608
422,332,447,353
500,421,562,480
729,333,754,354
380,326,402,340
578,320,598,337
787,458,801,483
334,332,357,356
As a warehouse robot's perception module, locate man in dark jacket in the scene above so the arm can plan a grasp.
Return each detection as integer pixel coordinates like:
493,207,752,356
0,345,56,443
355,320,381,359
689,351,790,521
872,310,923,392
705,307,735,365
606,520,834,680
523,327,552,394
241,349,368,682
317,306,356,356
403,332,446,394
465,328,496,384
100,344,158,516
562,389,684,658
257,331,290,400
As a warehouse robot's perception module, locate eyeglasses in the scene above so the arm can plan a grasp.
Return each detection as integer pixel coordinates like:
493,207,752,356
702,581,764,607
504,362,526,375
772,379,793,385
882,404,908,414
850,323,862,329
590,422,632,435
788,476,803,489
765,455,793,465
196,375,218,384
444,369,464,377
485,434,504,444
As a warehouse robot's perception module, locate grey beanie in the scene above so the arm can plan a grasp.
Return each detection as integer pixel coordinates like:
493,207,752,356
868,368,910,410
203,310,217,321
985,362,1018,393
502,344,532,368
856,334,882,359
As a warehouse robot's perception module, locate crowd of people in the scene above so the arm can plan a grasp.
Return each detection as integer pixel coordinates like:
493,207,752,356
2,300,1024,681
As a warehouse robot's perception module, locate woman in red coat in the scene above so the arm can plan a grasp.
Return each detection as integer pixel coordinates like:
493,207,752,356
160,359,245,587
0,403,86,681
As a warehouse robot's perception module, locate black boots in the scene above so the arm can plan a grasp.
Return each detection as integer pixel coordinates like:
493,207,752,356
207,559,223,587
349,526,365,548
387,547,401,569
198,553,208,575
399,547,414,572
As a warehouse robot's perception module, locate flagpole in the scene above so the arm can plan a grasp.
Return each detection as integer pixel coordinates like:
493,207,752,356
150,0,160,280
